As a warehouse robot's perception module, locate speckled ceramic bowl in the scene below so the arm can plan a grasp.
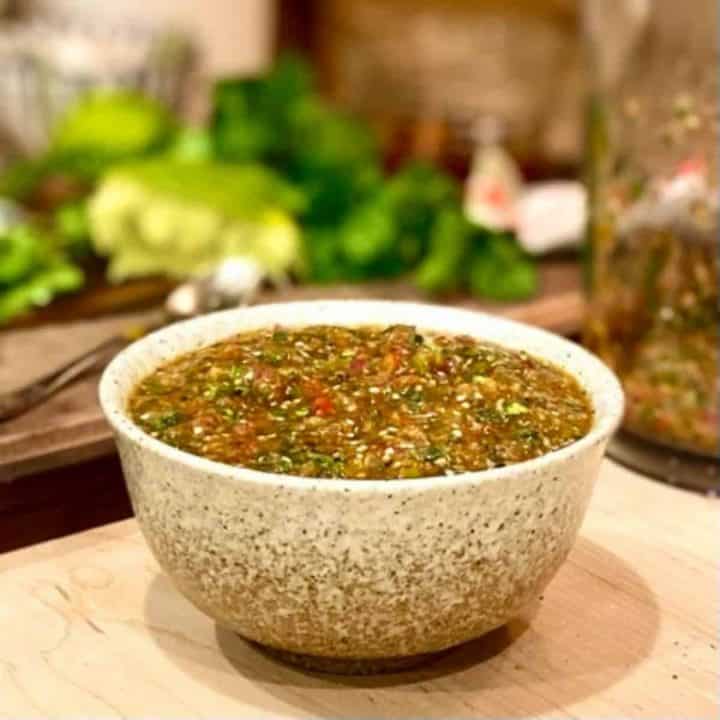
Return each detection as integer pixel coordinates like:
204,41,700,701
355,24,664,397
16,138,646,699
100,301,623,674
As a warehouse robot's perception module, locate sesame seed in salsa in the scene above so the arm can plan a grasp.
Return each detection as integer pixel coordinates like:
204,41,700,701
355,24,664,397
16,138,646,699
128,324,593,479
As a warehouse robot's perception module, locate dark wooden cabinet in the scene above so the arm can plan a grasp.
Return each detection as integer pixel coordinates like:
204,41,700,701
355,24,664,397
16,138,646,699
276,0,582,178
0,457,132,554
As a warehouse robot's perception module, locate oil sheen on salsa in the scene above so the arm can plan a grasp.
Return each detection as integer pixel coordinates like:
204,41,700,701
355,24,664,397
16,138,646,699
129,325,593,479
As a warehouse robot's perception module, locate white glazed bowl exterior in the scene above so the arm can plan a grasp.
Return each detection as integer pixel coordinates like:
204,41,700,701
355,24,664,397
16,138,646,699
100,301,623,660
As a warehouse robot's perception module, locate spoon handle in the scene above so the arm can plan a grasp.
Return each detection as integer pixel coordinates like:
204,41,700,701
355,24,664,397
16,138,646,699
0,334,129,422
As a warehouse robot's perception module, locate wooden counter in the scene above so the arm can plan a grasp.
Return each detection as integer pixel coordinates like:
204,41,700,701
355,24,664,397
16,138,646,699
0,461,717,719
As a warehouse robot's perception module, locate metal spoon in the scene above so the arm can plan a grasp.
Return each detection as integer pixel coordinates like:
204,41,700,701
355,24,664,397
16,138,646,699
0,257,268,422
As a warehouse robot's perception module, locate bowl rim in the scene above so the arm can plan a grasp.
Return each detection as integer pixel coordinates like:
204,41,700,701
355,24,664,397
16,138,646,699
99,299,624,492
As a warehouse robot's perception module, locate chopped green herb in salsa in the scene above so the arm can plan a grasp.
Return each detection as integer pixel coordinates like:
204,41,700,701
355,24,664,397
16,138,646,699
129,325,593,479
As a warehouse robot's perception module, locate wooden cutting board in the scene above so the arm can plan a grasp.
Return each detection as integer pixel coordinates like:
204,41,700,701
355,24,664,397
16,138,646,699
0,461,716,718
0,261,584,482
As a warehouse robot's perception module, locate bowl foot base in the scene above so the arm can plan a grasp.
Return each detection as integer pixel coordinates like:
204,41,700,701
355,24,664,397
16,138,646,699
244,637,449,675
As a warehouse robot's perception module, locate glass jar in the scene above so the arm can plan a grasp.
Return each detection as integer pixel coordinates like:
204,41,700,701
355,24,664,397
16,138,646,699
583,0,719,488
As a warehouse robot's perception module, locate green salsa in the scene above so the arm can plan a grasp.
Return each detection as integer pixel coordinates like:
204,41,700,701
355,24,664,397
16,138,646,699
128,325,593,479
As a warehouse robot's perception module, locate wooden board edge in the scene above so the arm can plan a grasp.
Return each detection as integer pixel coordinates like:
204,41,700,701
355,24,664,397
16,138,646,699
0,415,115,483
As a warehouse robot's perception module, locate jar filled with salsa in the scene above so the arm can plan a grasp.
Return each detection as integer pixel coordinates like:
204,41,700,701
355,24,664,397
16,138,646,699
583,0,719,486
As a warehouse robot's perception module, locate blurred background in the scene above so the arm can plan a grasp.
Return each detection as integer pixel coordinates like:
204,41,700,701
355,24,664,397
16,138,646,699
0,0,586,320
0,0,717,535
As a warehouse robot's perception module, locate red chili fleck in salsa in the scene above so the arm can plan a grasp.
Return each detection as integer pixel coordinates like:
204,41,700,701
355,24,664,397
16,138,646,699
128,325,593,479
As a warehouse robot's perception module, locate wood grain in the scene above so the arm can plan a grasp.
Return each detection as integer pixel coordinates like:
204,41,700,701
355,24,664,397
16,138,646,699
0,460,716,719
0,261,584,481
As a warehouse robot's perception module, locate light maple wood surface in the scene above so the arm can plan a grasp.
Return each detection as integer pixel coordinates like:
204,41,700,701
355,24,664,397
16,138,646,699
0,460,717,719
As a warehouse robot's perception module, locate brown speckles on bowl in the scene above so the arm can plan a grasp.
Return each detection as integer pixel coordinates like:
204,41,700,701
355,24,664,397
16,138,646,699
99,301,624,672
119,434,596,660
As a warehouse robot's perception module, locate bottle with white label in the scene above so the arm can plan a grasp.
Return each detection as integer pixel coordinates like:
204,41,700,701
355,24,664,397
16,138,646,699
463,116,523,232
